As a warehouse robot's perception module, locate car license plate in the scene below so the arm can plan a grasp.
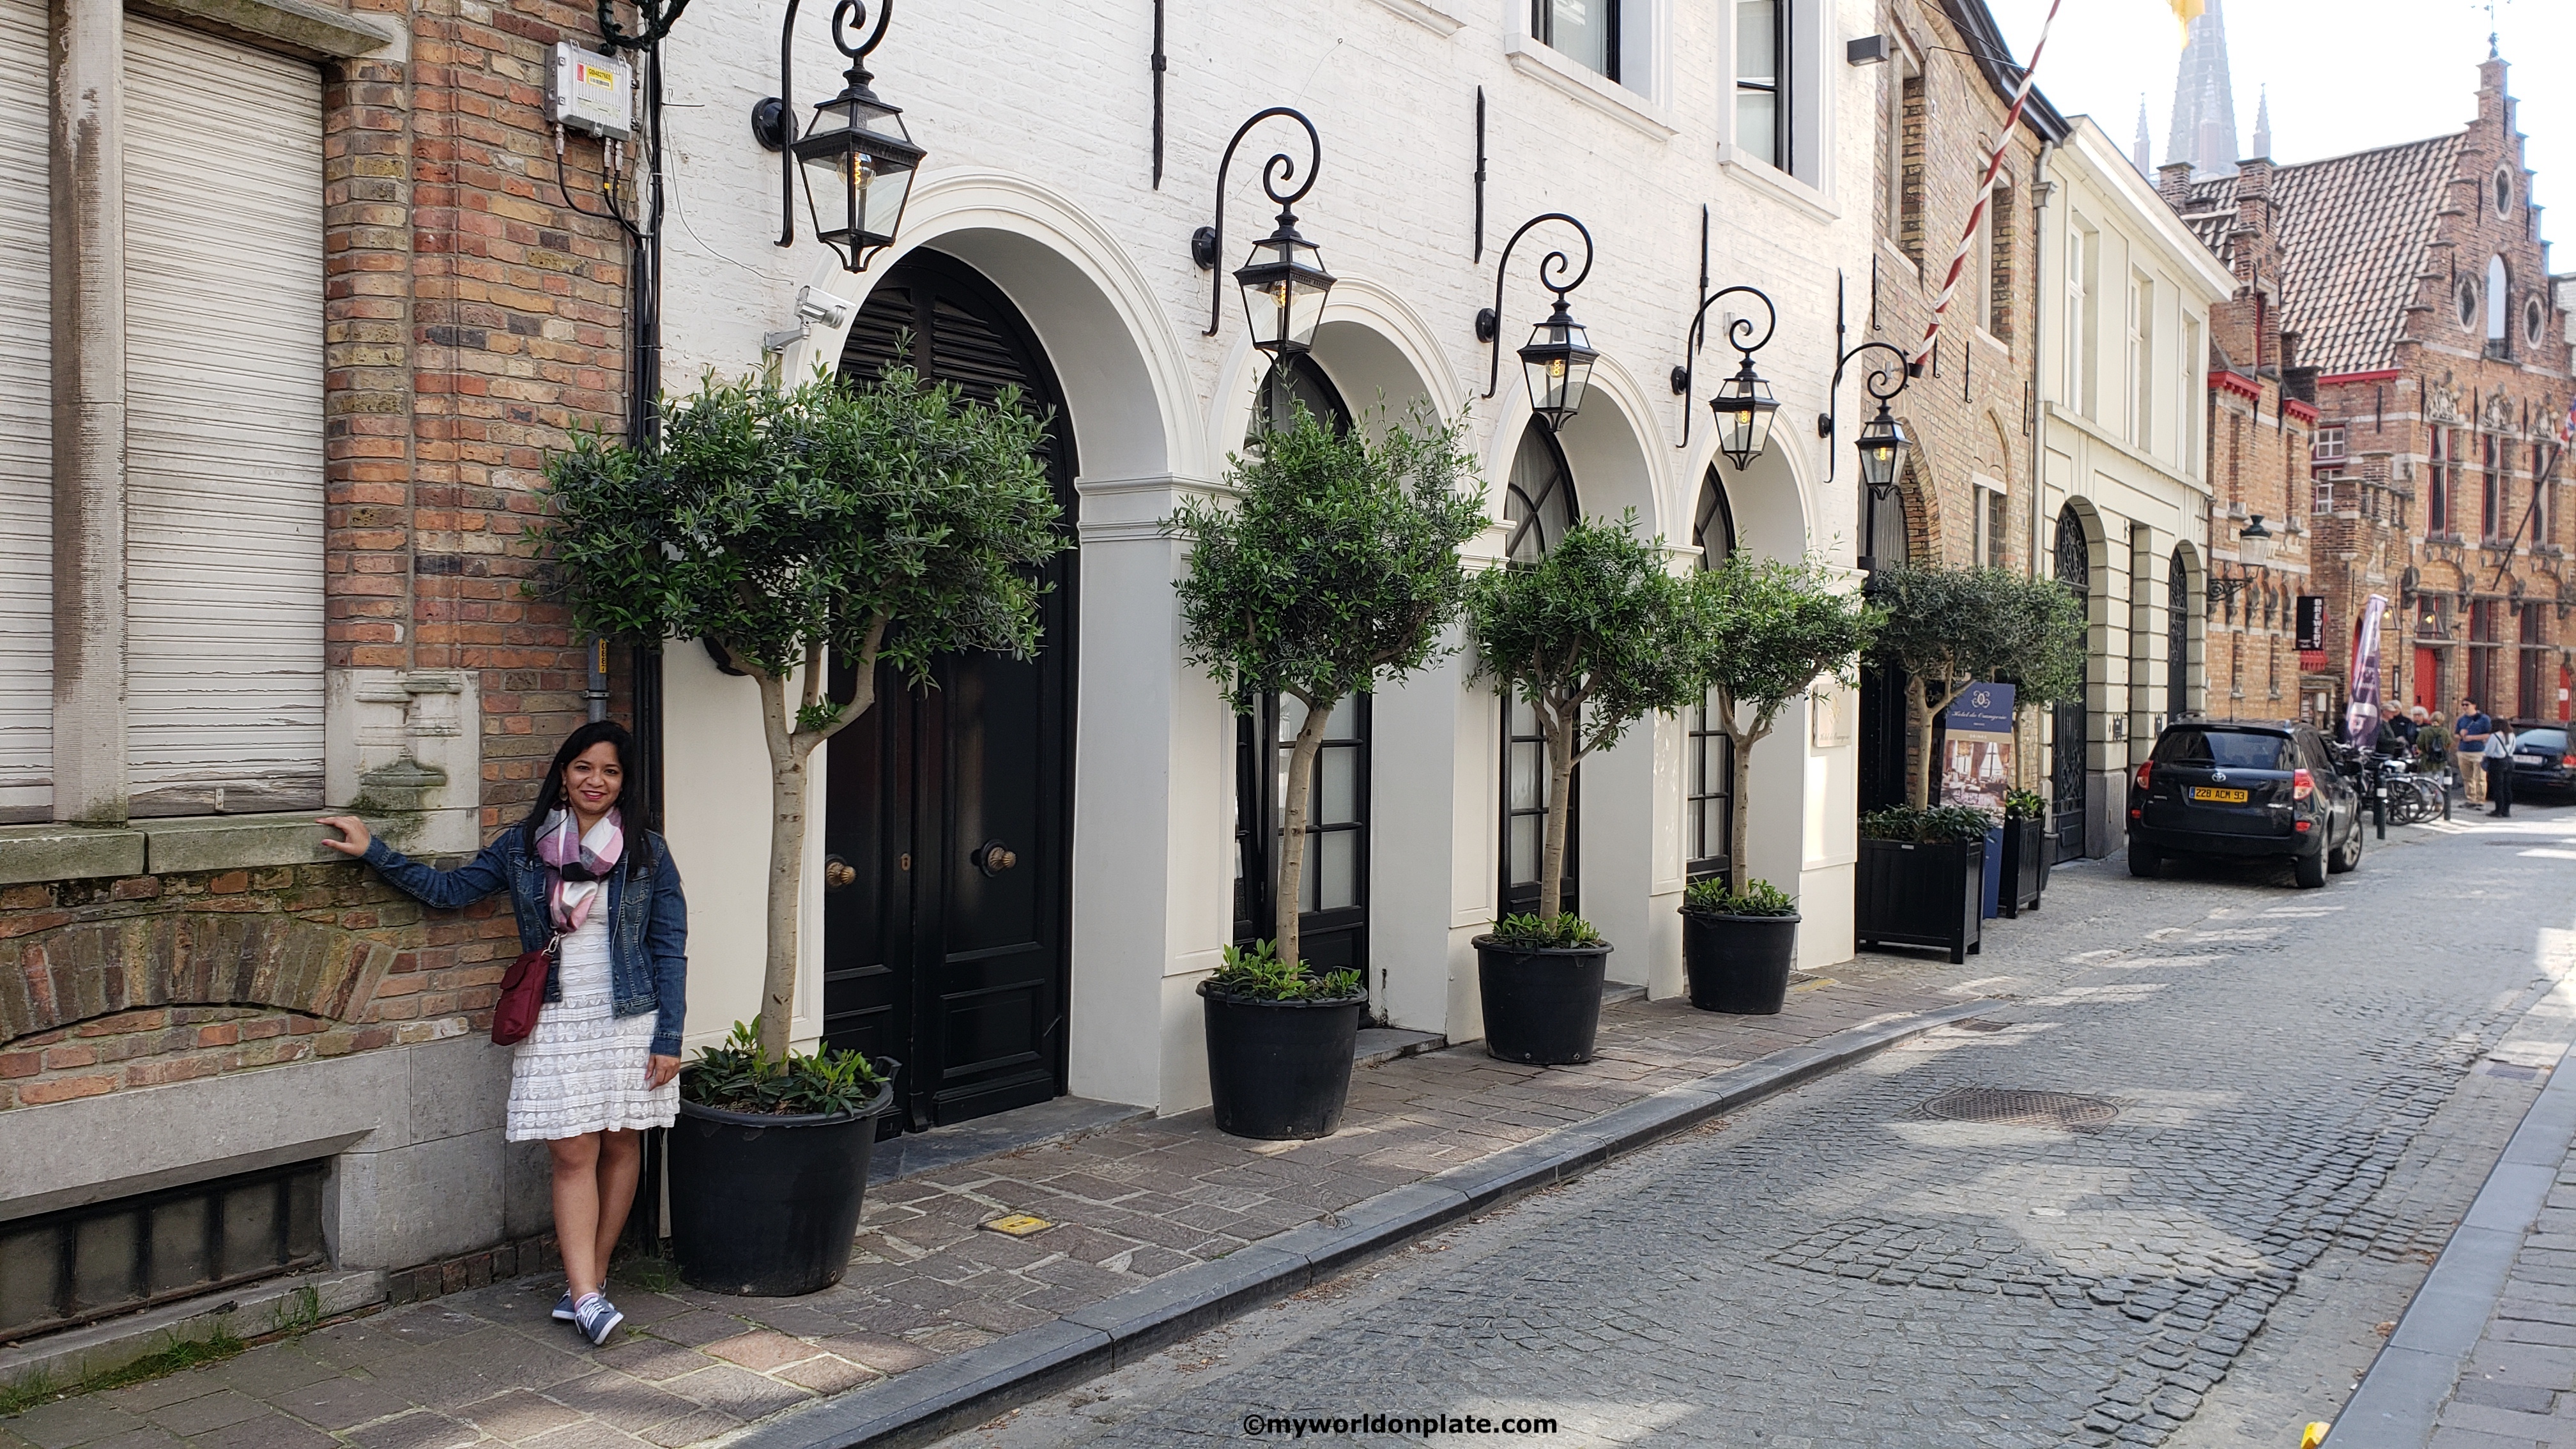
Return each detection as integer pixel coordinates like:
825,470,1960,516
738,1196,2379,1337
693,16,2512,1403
2190,786,2249,803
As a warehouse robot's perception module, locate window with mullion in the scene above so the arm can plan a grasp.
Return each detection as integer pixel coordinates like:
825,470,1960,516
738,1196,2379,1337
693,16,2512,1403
2430,427,2453,535
1533,0,1618,80
1735,0,1786,170
1687,471,1736,883
2483,432,2503,541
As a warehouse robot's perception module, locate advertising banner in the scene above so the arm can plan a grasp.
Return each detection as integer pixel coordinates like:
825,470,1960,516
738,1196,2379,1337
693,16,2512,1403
2343,594,2388,747
2296,596,2327,670
1940,682,2018,815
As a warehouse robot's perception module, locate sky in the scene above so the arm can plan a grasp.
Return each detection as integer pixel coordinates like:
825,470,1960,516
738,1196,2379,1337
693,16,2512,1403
1985,0,2573,257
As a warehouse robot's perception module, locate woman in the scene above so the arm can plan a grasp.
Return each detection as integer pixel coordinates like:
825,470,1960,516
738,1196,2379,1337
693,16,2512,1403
2483,717,2519,819
318,721,685,1346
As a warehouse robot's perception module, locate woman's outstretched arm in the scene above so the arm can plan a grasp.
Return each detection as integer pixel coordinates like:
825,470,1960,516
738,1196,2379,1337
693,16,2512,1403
318,816,512,912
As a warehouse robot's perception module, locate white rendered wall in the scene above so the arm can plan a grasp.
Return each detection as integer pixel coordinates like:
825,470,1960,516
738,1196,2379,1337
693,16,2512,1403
654,0,1889,1112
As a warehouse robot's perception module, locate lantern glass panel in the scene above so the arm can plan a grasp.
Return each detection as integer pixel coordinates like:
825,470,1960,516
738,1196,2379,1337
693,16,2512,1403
1708,370,1779,468
795,97,921,262
1519,315,1595,426
1856,410,1907,494
2238,519,2274,565
1234,232,1333,356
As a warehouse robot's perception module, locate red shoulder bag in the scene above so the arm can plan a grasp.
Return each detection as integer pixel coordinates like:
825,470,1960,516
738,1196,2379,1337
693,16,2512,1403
491,933,560,1046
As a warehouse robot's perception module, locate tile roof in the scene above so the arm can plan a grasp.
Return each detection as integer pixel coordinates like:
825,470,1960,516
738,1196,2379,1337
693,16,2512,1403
2177,135,2464,376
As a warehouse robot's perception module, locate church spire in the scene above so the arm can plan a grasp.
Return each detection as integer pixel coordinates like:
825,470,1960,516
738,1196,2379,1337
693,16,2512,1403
2251,85,2271,160
2164,0,2241,180
2134,95,2153,176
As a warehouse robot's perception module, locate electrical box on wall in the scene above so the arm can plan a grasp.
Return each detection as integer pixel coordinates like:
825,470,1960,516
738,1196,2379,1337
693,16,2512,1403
550,42,634,140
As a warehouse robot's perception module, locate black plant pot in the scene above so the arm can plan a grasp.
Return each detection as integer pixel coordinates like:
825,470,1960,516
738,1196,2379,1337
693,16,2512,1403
1855,838,1985,964
668,1061,896,1297
1680,911,1802,1015
1474,939,1611,1064
1200,985,1365,1140
1997,816,2049,918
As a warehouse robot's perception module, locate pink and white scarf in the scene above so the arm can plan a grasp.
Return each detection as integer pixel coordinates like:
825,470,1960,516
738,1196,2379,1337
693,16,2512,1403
537,808,624,931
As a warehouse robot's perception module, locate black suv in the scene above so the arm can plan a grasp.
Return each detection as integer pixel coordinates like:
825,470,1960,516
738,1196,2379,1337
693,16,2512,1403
2126,719,2364,889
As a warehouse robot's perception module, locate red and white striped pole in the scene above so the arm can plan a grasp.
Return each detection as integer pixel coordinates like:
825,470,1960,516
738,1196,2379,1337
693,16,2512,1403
1907,0,2067,371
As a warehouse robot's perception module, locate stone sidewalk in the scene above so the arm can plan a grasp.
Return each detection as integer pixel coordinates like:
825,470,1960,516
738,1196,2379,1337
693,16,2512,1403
0,972,1959,1449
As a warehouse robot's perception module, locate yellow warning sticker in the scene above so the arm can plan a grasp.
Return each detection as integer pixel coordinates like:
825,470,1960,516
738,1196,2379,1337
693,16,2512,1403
982,1214,1053,1238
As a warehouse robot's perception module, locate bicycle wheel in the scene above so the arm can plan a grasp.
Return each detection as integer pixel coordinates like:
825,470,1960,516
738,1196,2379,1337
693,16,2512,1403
2400,779,2441,824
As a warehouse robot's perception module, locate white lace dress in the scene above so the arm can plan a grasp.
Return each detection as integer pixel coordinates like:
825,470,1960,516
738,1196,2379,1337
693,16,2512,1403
505,912,679,1142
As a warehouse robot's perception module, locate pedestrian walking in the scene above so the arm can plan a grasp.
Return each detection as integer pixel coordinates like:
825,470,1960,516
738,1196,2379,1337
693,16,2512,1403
2456,698,2494,808
2483,718,2518,819
316,721,686,1347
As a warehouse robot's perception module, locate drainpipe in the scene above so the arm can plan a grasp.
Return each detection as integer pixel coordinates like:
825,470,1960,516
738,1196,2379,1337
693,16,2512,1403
2027,139,2057,582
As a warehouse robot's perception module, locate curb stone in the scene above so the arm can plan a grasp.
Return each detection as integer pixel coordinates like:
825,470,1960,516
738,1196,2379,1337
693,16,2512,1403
720,997,1996,1449
2329,1033,2576,1446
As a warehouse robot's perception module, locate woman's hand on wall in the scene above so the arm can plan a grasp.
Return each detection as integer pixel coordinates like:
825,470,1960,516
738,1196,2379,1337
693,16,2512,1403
645,1054,680,1090
316,815,373,858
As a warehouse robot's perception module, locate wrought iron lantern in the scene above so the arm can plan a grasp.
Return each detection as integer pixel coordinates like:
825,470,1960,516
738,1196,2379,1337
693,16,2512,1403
1669,284,1779,465
1821,339,1914,494
1478,213,1597,431
2237,514,2274,566
1853,401,1908,496
756,0,924,273
1192,108,1333,359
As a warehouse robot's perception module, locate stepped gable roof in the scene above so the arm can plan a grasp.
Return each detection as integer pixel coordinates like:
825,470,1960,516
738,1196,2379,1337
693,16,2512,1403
2181,135,2464,374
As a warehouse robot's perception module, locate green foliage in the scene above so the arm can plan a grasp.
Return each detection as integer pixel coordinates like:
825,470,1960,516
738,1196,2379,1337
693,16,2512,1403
682,1018,889,1118
1691,555,1880,737
1681,877,1798,917
1867,564,2087,713
2002,788,2048,820
1466,513,1705,763
535,367,1066,683
1487,912,1607,950
1169,401,1487,714
1206,940,1364,1002
1859,804,2000,843
0,1328,247,1415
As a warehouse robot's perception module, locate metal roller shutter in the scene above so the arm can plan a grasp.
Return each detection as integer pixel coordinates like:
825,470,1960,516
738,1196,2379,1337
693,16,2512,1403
0,0,50,822
123,17,326,816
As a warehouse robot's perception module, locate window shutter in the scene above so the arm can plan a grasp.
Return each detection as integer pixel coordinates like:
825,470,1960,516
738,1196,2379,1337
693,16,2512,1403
0,0,50,822
122,17,326,816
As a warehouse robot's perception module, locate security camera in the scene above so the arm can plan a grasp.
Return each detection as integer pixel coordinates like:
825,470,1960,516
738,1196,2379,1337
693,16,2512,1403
796,286,855,330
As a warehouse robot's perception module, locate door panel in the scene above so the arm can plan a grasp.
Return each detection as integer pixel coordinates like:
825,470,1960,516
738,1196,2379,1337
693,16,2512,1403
823,249,1075,1133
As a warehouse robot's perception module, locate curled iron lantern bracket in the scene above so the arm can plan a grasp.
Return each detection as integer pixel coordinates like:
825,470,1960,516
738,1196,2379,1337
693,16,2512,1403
1821,339,1913,489
762,0,896,255
1667,284,1778,448
1192,107,1323,338
1475,212,1595,400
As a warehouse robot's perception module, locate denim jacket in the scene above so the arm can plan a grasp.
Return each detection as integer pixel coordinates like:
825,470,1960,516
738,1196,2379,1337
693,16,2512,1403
362,828,689,1056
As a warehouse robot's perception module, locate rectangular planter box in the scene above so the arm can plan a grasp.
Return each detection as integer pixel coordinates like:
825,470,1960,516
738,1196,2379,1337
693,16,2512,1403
1997,816,2050,918
1855,838,1984,964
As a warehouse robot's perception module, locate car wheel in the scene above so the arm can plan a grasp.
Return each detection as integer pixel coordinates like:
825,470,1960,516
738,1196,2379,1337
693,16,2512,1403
2292,848,2327,889
2128,841,2161,878
2329,820,2362,873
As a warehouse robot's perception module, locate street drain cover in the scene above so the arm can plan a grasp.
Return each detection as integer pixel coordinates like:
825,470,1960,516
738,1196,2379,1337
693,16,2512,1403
1910,1087,2124,1133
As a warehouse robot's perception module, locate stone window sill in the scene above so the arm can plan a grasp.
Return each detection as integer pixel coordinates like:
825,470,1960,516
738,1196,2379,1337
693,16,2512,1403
1361,0,1462,36
1501,36,1677,141
1717,145,1838,223
0,811,406,886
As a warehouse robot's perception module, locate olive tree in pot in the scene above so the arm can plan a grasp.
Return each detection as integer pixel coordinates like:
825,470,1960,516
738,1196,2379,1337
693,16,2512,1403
537,367,1062,1292
1464,513,1703,1064
1167,402,1483,1139
1866,565,2085,810
1679,555,1877,1014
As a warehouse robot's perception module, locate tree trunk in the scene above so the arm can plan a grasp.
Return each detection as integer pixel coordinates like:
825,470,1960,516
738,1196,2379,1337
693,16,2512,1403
1726,714,1770,898
754,669,811,1061
1906,674,1933,811
1272,693,1338,970
1538,699,1577,921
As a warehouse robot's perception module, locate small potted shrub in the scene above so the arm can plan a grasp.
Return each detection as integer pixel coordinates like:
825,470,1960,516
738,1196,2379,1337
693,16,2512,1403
1199,944,1367,1138
538,367,1062,1293
1857,805,1997,964
1168,401,1483,1137
1678,878,1800,1014
1466,514,1702,1064
1685,553,1876,997
1997,788,2051,917
667,1022,894,1296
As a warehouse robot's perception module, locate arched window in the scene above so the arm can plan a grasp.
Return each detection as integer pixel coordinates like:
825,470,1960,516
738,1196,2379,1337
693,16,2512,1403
1687,470,1736,882
2166,548,2190,718
1501,422,1581,915
1232,358,1368,976
2487,256,2510,342
1504,423,1578,564
2051,505,2091,861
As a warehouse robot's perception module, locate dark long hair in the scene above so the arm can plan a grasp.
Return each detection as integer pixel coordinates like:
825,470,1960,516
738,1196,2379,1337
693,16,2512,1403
518,720,650,876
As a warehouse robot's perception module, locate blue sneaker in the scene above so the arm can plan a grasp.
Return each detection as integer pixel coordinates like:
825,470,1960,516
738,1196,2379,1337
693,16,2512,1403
572,1292,624,1346
551,1292,576,1322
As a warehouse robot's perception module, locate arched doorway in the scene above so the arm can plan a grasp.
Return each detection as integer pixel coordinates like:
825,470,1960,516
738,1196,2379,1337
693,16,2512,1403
1857,479,1914,813
1501,421,1579,917
2053,506,2092,862
822,249,1078,1132
1232,356,1370,977
1687,469,1737,883
2166,546,2189,721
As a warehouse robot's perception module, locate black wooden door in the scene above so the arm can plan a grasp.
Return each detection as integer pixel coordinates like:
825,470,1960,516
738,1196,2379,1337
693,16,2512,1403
822,251,1076,1133
2053,507,2090,863
1500,424,1579,917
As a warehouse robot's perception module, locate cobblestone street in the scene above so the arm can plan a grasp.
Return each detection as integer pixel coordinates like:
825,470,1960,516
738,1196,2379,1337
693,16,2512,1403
946,806,2576,1449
